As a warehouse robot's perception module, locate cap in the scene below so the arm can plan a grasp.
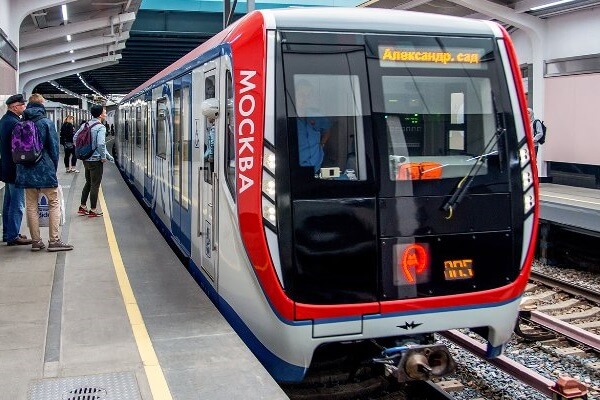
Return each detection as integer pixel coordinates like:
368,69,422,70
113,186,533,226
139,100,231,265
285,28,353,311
5,94,25,106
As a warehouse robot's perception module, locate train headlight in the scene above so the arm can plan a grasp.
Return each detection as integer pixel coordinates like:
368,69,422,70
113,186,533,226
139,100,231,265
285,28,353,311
521,166,534,191
519,147,531,167
523,188,535,214
263,147,276,174
262,196,277,225
262,171,276,202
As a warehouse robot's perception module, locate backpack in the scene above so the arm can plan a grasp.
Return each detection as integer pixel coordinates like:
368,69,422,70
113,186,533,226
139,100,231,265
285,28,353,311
534,119,547,145
75,121,101,160
11,119,44,165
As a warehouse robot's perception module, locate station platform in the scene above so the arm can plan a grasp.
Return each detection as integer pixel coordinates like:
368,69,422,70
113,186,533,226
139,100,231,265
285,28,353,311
539,182,600,234
0,161,287,399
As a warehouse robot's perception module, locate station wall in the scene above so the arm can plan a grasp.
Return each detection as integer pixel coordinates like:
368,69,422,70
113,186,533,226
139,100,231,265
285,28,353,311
512,8,600,168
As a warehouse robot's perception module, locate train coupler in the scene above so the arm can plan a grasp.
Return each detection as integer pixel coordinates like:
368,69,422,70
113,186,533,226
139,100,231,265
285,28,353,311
373,344,456,382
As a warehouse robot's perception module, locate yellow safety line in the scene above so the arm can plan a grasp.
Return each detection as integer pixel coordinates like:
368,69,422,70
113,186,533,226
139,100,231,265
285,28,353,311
99,187,173,400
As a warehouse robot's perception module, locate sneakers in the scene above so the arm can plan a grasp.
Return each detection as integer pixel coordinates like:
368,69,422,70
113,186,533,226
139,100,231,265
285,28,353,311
78,206,88,215
47,240,74,252
31,240,46,252
88,210,103,218
71,169,80,173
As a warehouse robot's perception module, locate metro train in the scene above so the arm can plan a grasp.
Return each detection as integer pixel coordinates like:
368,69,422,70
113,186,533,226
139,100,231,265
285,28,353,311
115,7,539,383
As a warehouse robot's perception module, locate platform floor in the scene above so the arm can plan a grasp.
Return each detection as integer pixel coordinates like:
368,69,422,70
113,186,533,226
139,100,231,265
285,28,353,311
539,182,600,233
0,161,287,400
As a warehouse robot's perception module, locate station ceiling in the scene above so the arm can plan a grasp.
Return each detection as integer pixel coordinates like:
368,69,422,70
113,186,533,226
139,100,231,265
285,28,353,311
27,0,600,104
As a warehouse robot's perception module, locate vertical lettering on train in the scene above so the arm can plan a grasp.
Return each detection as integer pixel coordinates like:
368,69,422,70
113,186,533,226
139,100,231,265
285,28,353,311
237,70,256,194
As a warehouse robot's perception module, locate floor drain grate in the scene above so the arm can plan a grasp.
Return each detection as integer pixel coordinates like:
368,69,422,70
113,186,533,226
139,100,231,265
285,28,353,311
28,371,141,400
64,387,107,400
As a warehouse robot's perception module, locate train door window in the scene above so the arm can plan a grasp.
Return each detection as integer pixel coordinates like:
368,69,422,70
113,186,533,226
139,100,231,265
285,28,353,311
156,98,167,159
224,70,235,199
204,75,216,185
181,74,191,209
283,45,369,182
174,80,182,202
146,104,152,175
135,106,142,147
449,92,465,150
124,109,129,141
143,104,148,173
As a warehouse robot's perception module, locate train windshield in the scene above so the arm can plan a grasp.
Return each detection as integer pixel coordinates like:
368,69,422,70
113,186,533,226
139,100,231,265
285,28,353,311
281,34,512,197
367,35,511,194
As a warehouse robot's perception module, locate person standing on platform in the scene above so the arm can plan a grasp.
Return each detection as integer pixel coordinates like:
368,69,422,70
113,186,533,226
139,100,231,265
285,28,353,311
60,115,78,173
0,94,32,246
16,94,73,252
527,108,544,155
75,104,113,218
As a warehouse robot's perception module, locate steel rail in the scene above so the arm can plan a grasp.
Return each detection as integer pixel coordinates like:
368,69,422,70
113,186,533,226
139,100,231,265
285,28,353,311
439,330,555,398
530,271,600,304
521,310,600,353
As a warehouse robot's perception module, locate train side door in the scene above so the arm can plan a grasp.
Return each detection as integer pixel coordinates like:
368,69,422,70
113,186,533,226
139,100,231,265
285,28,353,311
192,63,219,283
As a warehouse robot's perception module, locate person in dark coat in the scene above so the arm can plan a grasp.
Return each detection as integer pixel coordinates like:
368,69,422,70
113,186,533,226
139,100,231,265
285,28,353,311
16,94,73,252
60,115,78,173
0,94,32,245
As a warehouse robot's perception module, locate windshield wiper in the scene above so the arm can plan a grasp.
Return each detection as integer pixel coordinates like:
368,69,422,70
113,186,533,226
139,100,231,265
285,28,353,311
442,127,505,219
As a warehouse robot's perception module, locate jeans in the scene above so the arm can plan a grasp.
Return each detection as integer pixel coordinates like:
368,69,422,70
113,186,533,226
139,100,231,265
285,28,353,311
25,187,60,243
64,145,77,168
2,183,26,242
81,161,104,209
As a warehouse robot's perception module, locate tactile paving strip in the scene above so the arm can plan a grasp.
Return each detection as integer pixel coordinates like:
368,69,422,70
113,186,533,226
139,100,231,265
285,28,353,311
28,371,141,400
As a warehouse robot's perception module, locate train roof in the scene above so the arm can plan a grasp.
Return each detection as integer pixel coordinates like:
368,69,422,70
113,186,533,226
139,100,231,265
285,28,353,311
263,7,499,37
121,8,500,103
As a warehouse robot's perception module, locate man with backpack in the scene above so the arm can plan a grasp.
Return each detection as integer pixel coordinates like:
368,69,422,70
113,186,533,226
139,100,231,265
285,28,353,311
0,94,32,246
74,104,113,218
15,94,73,252
527,108,546,155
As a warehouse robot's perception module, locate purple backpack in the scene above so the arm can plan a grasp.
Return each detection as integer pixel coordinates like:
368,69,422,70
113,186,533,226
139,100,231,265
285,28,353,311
11,119,44,165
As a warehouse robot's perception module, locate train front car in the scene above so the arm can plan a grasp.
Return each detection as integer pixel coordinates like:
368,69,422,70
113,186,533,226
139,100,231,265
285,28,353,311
233,8,538,382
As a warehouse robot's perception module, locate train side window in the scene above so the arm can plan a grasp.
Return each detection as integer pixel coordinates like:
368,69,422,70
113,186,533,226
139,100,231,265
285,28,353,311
224,70,236,199
156,98,167,159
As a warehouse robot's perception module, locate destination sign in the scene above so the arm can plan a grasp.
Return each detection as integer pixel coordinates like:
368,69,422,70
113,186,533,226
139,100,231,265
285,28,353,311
379,46,486,69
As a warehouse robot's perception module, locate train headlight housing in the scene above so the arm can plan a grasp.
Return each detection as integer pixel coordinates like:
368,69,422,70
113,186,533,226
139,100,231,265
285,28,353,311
262,146,277,229
523,188,535,214
521,165,534,191
519,147,531,167
262,196,277,225
262,171,276,202
263,147,276,174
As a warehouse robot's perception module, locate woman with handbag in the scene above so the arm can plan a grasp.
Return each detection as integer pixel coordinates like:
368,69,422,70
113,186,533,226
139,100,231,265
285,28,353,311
60,115,78,173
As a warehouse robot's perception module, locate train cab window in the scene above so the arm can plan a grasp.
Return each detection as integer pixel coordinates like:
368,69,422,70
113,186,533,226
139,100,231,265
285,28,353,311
283,45,369,183
156,98,167,159
224,70,236,199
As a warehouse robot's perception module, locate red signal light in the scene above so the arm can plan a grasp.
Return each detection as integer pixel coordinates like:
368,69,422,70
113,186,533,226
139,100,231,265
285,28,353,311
399,244,430,284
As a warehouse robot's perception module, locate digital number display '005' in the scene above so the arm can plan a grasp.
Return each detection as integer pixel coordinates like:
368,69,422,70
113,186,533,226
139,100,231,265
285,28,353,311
444,259,474,281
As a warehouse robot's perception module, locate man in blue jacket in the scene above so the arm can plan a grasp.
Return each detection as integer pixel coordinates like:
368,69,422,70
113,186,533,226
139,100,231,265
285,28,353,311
0,94,32,246
16,94,73,252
